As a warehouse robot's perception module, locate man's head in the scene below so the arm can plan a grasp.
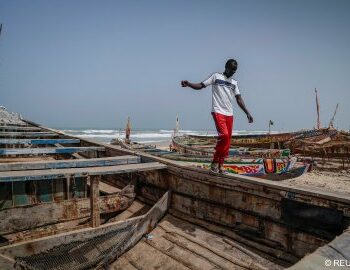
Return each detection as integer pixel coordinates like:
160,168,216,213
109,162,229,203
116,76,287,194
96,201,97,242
224,59,238,78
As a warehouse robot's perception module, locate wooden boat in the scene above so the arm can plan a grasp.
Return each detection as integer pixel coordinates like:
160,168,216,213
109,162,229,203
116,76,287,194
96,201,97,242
285,129,350,156
172,135,291,158
113,138,308,180
161,154,308,180
174,128,350,171
0,120,349,269
187,130,304,149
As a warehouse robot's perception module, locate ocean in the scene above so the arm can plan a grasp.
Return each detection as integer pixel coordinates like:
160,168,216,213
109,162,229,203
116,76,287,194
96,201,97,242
59,128,275,144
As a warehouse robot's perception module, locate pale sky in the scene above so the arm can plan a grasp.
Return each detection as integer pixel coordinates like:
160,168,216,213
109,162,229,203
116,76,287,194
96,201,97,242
1,0,349,131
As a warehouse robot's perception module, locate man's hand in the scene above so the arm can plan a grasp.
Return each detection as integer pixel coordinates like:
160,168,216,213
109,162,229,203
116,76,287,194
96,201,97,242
180,80,205,90
181,80,189,87
247,113,253,123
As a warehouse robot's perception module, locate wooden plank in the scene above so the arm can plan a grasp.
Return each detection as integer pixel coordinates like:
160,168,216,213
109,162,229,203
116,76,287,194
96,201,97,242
0,132,57,138
115,241,193,270
90,175,101,228
0,162,167,182
0,184,135,235
0,191,170,268
289,229,350,269
96,181,121,194
0,155,140,171
0,146,105,156
0,126,42,132
0,139,80,145
0,254,14,270
4,217,91,245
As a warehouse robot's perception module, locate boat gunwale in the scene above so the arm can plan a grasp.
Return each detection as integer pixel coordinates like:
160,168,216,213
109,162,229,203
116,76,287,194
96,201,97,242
22,119,350,205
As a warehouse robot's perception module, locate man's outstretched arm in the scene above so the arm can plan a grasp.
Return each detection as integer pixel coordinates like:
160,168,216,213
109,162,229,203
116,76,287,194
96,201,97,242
235,95,253,123
181,80,205,90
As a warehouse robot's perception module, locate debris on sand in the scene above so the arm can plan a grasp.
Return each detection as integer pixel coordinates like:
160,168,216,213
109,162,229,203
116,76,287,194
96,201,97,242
0,106,25,125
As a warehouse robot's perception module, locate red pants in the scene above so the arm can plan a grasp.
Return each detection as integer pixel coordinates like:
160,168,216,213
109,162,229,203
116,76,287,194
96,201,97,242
212,112,233,165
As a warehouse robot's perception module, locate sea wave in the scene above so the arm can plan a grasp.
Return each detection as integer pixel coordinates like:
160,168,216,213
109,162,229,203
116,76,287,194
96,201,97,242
130,133,172,139
75,134,119,139
80,129,117,134
62,128,275,144
159,129,200,133
62,129,118,134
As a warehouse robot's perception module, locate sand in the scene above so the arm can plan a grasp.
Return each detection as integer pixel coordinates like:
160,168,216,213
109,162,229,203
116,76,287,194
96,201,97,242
284,170,350,195
155,140,172,150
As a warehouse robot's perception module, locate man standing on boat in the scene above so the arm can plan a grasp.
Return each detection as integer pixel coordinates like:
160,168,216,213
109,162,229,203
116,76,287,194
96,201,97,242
181,59,253,174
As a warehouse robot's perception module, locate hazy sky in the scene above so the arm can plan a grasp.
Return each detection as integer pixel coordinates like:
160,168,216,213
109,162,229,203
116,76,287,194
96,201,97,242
1,0,349,131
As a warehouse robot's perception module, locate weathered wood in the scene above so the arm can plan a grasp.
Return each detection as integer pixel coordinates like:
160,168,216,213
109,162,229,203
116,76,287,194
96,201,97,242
0,254,15,270
0,184,135,235
169,192,327,258
116,214,274,270
4,217,91,245
160,227,267,270
118,241,193,270
0,146,105,156
0,132,57,138
170,209,298,264
90,175,101,228
0,155,140,171
0,191,170,269
0,138,80,145
0,126,42,132
289,229,350,270
87,179,121,194
0,162,166,182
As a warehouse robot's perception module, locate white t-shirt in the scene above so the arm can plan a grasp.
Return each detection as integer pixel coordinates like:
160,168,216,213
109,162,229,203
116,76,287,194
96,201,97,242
202,73,240,116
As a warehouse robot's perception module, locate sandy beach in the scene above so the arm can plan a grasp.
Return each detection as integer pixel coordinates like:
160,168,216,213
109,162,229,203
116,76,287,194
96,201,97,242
284,170,350,195
154,140,173,150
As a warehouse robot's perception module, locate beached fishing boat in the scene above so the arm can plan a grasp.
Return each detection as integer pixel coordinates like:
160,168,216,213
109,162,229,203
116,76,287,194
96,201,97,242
174,128,350,171
113,138,308,180
157,154,308,180
0,119,349,269
181,129,334,150
172,134,291,157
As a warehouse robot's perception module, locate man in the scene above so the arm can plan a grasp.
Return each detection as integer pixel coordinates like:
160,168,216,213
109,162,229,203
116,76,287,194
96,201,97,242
181,59,253,173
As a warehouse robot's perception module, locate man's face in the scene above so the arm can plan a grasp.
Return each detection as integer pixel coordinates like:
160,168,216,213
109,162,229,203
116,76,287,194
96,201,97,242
226,63,237,77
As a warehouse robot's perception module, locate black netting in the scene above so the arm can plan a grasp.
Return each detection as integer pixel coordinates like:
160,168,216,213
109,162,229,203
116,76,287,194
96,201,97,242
15,223,136,270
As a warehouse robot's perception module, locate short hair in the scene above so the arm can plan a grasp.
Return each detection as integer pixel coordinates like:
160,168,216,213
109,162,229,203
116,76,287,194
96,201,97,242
225,59,238,69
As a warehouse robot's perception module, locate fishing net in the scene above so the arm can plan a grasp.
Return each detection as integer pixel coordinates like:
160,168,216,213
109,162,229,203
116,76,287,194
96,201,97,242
15,222,137,270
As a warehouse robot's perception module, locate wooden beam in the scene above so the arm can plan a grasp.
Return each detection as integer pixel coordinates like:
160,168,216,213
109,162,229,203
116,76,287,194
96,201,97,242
0,132,58,138
0,126,42,132
0,138,80,145
0,146,105,156
289,229,350,270
0,155,140,171
88,180,121,194
90,175,101,228
0,162,167,182
0,184,135,235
